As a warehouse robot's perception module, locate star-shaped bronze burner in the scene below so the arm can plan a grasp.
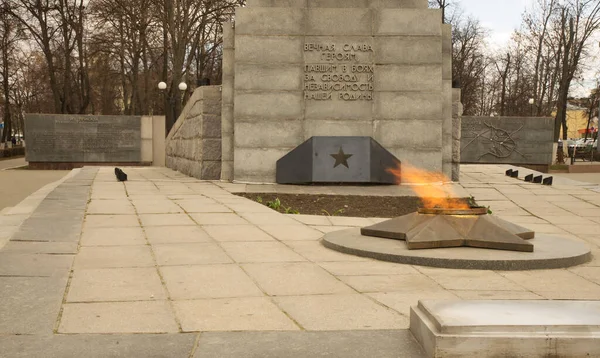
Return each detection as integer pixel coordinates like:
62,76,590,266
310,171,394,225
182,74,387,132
330,147,353,168
361,209,535,252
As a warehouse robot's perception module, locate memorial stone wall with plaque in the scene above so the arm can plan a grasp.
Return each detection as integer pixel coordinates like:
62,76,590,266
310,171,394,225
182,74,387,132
25,114,143,165
221,0,455,183
460,116,554,165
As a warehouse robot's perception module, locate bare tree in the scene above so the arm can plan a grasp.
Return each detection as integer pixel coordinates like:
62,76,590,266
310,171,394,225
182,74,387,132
553,0,600,141
8,0,91,114
0,2,24,142
428,0,454,24
451,15,489,115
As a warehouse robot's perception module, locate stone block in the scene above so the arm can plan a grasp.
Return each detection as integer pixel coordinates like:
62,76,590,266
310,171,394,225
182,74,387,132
234,147,291,182
305,98,372,121
199,86,222,100
374,119,442,149
442,140,452,164
222,135,233,161
452,102,463,119
202,161,222,180
375,65,442,92
309,0,370,7
221,161,234,181
374,92,442,120
141,139,153,163
223,22,234,49
189,160,204,179
140,116,153,139
236,8,305,35
193,140,203,161
305,120,373,138
307,8,372,36
166,156,175,168
202,98,222,116
222,49,235,82
234,92,303,120
202,114,222,139
443,51,452,79
235,36,303,64
235,64,302,91
202,139,222,161
373,0,428,8
452,138,461,162
221,105,234,135
178,140,190,160
181,118,201,139
246,0,307,7
374,37,442,64
187,100,204,119
235,120,303,148
451,163,460,181
388,148,442,172
442,81,453,135
375,9,442,36
452,88,461,103
152,116,166,166
442,24,452,54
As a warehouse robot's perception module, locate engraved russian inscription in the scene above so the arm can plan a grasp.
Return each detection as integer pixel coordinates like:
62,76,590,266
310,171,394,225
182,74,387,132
304,42,374,101
24,114,142,163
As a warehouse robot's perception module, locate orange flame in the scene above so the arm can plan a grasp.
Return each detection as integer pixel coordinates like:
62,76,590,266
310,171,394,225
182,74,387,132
387,162,470,210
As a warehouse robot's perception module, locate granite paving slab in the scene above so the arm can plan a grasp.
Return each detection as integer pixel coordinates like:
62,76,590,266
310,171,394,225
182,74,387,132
58,301,180,333
0,275,68,334
0,334,196,358
194,330,425,358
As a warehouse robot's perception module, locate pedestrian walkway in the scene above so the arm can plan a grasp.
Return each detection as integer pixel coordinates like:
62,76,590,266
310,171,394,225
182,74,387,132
1,165,599,357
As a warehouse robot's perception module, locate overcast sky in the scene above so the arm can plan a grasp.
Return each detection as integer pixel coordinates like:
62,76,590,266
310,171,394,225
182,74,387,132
457,0,529,48
456,0,600,96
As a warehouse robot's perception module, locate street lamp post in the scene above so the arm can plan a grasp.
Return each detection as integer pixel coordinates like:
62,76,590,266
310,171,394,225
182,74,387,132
158,80,188,136
528,98,535,117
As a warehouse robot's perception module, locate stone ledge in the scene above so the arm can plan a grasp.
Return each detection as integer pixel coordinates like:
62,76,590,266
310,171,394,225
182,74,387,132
410,300,600,358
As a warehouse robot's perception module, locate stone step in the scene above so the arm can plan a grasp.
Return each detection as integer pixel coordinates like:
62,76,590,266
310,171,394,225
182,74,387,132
410,300,600,358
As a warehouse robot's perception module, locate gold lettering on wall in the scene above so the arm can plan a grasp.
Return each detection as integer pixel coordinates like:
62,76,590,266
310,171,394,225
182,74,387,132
303,43,374,101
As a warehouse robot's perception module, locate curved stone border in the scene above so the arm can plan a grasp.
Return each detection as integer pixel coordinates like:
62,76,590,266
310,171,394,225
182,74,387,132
322,228,592,270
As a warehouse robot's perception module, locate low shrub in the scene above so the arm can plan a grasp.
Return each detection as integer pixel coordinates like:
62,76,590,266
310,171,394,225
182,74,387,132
0,146,25,158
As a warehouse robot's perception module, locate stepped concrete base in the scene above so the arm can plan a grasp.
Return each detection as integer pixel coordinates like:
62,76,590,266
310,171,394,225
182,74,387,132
410,300,600,358
322,228,591,270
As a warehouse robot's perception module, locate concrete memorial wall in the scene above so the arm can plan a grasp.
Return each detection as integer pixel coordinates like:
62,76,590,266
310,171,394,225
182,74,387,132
24,114,165,168
166,86,223,180
221,0,455,183
460,116,554,165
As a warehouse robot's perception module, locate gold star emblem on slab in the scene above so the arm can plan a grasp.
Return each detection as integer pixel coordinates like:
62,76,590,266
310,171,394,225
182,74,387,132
330,147,353,168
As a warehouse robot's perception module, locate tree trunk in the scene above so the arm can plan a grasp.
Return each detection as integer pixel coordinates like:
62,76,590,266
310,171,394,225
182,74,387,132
2,49,11,143
554,16,574,142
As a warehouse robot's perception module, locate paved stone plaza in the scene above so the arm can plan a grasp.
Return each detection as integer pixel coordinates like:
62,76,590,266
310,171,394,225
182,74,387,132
1,165,600,356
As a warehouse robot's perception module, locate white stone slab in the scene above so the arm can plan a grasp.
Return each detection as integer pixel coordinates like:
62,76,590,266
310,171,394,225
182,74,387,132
410,300,600,358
